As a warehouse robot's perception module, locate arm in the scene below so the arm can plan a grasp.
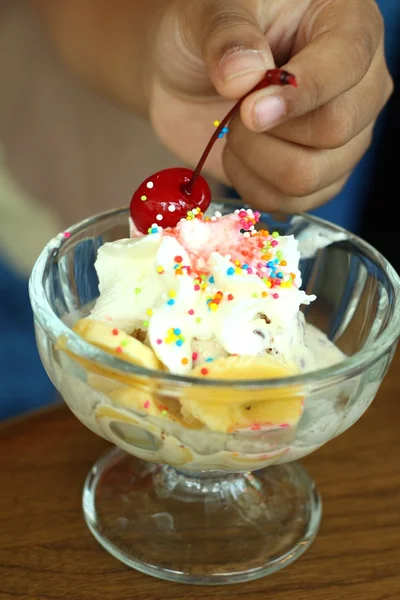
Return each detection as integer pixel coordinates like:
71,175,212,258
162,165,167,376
32,0,168,116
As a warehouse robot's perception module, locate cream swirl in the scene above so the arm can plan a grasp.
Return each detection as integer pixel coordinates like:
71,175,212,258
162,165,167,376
89,210,316,374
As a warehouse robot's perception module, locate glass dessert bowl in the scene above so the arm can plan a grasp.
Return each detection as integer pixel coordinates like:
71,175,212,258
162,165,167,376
29,202,400,585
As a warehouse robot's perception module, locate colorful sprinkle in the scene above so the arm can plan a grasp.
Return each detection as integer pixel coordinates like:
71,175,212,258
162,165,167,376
63,231,71,239
112,329,119,336
200,368,209,376
141,195,147,201
181,358,189,365
135,287,141,294
144,401,150,409
192,352,199,361
146,181,154,189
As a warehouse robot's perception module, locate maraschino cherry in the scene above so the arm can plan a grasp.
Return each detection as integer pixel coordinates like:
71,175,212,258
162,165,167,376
130,69,298,234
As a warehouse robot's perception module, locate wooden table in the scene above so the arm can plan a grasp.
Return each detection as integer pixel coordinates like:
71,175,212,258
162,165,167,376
1,352,400,600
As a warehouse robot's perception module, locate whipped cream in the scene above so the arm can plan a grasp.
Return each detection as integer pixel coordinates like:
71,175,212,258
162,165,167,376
89,209,316,374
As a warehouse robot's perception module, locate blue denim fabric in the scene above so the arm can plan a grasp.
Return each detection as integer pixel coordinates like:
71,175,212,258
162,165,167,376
0,257,56,419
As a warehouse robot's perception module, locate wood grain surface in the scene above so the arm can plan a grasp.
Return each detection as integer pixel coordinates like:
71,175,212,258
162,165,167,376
1,351,400,600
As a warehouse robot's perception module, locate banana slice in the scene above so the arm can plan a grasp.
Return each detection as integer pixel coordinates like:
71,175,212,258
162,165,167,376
58,319,164,388
180,355,304,433
73,319,162,370
108,386,203,429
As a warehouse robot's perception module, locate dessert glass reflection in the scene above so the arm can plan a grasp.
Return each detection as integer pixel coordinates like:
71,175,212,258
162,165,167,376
29,202,400,585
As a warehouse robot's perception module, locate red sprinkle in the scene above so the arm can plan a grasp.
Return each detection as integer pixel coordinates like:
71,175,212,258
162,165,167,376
174,255,183,263
200,368,209,376
188,309,195,315
112,328,119,336
116,346,123,353
192,352,199,361
156,339,163,345
227,294,234,301
144,401,150,409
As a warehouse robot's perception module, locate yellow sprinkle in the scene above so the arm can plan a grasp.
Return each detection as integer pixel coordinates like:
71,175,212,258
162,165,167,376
235,268,241,274
266,281,272,288
146,309,153,316
272,231,279,238
213,120,220,127
157,266,164,273
141,195,147,201
262,291,268,298
168,290,176,298
209,302,218,312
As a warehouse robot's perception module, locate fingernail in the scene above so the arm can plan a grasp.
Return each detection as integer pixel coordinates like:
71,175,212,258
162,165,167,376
220,50,267,82
255,96,286,130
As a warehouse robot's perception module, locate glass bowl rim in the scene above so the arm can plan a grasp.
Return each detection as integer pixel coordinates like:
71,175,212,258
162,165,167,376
29,203,400,390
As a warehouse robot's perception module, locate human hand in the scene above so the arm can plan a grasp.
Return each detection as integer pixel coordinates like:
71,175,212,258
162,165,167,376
150,0,393,212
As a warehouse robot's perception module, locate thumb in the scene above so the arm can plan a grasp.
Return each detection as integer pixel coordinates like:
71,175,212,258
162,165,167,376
192,1,274,99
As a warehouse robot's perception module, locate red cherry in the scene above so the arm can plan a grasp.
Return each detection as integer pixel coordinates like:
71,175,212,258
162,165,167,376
130,168,210,233
130,69,297,234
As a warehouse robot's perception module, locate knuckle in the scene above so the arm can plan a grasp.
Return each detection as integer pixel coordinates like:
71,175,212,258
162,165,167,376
319,99,359,149
343,28,376,76
279,153,321,197
201,3,255,46
384,72,395,103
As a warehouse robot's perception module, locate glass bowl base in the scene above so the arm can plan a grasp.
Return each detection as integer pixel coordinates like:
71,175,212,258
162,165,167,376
82,447,322,585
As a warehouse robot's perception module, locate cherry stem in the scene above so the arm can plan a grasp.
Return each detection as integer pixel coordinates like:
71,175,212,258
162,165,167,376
182,69,297,197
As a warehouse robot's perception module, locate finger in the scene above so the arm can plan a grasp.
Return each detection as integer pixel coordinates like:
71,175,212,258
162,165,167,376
185,0,275,99
269,48,393,149
227,118,373,197
239,0,384,131
223,146,350,214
